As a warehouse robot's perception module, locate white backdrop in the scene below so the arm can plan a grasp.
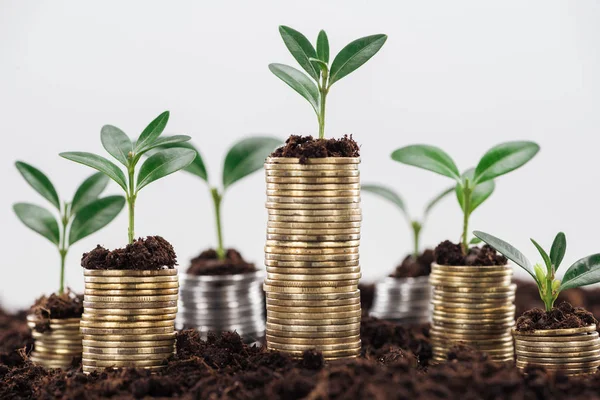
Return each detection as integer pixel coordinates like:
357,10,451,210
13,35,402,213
1,0,599,310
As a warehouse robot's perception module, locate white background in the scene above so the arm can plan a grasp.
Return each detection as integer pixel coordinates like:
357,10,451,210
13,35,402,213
1,1,599,310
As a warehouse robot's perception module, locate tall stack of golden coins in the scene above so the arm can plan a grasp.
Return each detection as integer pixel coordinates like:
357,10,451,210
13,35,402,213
27,315,82,369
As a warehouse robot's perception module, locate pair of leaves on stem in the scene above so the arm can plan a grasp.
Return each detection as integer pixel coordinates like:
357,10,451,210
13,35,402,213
13,162,124,246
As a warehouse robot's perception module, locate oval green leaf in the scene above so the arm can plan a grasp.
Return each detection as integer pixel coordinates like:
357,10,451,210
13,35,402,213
134,111,170,153
223,137,282,189
531,238,552,274
136,135,191,156
269,63,320,114
361,184,407,218
560,254,600,291
279,25,319,81
60,152,127,191
136,148,197,192
473,231,536,283
317,30,329,64
550,232,567,272
474,141,540,184
455,169,495,213
13,203,60,245
101,125,132,166
328,34,387,86
71,173,109,215
144,139,207,182
69,195,125,245
424,186,454,217
391,145,461,181
15,161,61,210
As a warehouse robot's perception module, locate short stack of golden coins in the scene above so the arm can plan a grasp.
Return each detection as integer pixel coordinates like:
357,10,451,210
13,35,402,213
513,325,600,376
429,263,516,363
81,269,178,374
27,315,82,369
263,157,362,360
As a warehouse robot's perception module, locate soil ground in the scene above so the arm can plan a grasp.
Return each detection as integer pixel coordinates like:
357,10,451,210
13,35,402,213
390,250,435,278
270,135,360,163
186,249,257,276
434,240,508,266
81,236,177,270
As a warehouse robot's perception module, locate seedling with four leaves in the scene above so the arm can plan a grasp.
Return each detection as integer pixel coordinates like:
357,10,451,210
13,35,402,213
13,163,125,293
474,231,600,312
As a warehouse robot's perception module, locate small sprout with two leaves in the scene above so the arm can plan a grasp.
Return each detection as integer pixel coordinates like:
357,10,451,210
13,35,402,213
13,162,125,294
391,142,539,254
362,184,453,259
269,26,387,139
60,111,196,244
155,136,281,261
474,231,600,312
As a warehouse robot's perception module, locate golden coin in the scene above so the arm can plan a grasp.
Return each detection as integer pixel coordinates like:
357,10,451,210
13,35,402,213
267,227,361,235
512,325,596,336
516,349,600,358
82,365,165,374
265,259,359,268
84,294,179,303
265,162,359,170
264,284,358,294
84,269,177,276
80,320,174,328
32,331,81,340
266,297,360,308
82,358,168,367
265,347,360,358
430,279,513,288
432,304,515,314
267,182,361,190
81,333,176,342
432,312,514,322
266,334,360,345
266,189,360,198
266,303,361,313
83,345,174,355
433,320,515,329
264,278,359,287
30,336,83,346
81,313,177,322
84,288,179,296
266,196,360,205
432,344,514,353
432,289,515,298
268,208,362,216
80,326,175,335
266,267,360,275
430,334,513,345
430,282,516,293
266,272,361,281
267,340,361,352
26,316,81,324
266,176,361,184
266,290,360,300
30,352,79,360
265,169,360,177
267,316,361,326
266,157,360,164
516,344,600,354
265,253,359,262
430,324,513,334
83,306,178,315
265,202,360,210
82,352,173,361
27,322,80,331
83,301,177,309
267,219,361,228
84,276,179,284
516,359,600,368
82,339,175,348
430,330,513,341
33,346,82,355
265,246,359,255
514,338,600,347
431,299,516,309
266,234,361,242
268,310,361,320
85,282,179,290
266,328,358,339
266,321,360,332
431,263,512,273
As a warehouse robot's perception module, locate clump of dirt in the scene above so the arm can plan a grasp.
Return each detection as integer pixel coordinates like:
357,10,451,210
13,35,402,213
186,249,257,275
270,135,360,163
29,291,83,333
81,236,177,270
434,240,508,266
390,249,435,278
516,301,598,332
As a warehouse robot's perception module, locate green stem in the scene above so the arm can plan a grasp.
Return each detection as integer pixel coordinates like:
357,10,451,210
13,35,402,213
461,183,472,255
58,202,69,295
545,274,554,311
411,221,422,259
211,187,225,260
127,167,136,244
319,70,329,139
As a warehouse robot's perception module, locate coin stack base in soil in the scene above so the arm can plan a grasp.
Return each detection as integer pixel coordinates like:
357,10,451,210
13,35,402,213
514,325,600,376
370,276,431,325
429,263,516,363
27,316,82,369
177,271,265,343
81,269,178,374
263,157,362,360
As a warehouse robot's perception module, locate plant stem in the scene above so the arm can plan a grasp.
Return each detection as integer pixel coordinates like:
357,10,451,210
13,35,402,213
461,183,472,255
211,187,225,260
411,221,422,259
545,274,554,311
58,202,69,295
127,167,136,244
319,70,329,139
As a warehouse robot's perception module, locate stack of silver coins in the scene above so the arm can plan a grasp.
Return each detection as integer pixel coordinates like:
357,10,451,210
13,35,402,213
514,325,600,376
429,263,516,363
370,276,431,325
263,157,362,360
177,271,265,342
81,269,178,374
27,315,82,369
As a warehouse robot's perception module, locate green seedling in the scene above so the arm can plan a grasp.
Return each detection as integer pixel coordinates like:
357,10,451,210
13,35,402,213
269,26,387,139
391,142,539,254
13,163,125,293
60,111,196,244
155,136,281,260
362,184,453,259
474,231,600,312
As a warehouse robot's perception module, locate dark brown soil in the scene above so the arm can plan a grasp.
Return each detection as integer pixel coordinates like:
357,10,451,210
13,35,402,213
270,135,360,163
434,240,508,266
81,236,177,270
516,301,598,332
29,291,83,333
390,249,435,278
186,249,257,275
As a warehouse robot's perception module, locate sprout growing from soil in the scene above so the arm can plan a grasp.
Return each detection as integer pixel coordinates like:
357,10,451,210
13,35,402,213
269,26,387,139
362,184,453,258
391,142,539,254
13,163,125,293
474,231,600,311
60,111,196,244
155,136,281,260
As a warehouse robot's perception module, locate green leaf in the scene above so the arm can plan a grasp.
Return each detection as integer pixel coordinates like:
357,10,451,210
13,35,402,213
269,64,320,114
69,196,125,245
560,254,600,291
474,141,540,184
60,152,127,191
15,161,60,210
329,34,387,86
309,57,328,73
71,173,109,215
134,111,170,153
279,25,319,81
361,184,408,219
531,238,552,275
550,232,567,272
145,139,208,181
223,137,281,189
455,169,495,213
391,145,461,181
470,237,483,245
13,203,60,245
473,231,537,283
101,125,132,166
136,135,191,156
424,186,454,217
136,148,197,191
316,30,329,64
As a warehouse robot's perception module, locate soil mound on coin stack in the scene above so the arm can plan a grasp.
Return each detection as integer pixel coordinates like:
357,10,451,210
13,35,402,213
29,291,83,333
434,241,507,266
516,301,598,332
81,236,177,270
390,250,435,278
186,249,256,275
270,135,360,163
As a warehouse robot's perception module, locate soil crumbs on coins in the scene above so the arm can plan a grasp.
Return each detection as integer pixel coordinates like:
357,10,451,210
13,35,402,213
29,290,83,332
516,301,598,332
81,236,177,270
186,249,257,275
270,135,360,163
434,240,508,266
390,250,434,278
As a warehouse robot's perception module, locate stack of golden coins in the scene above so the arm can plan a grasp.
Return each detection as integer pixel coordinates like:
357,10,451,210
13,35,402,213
513,325,600,376
429,263,516,363
81,269,178,374
263,157,362,360
27,315,82,369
